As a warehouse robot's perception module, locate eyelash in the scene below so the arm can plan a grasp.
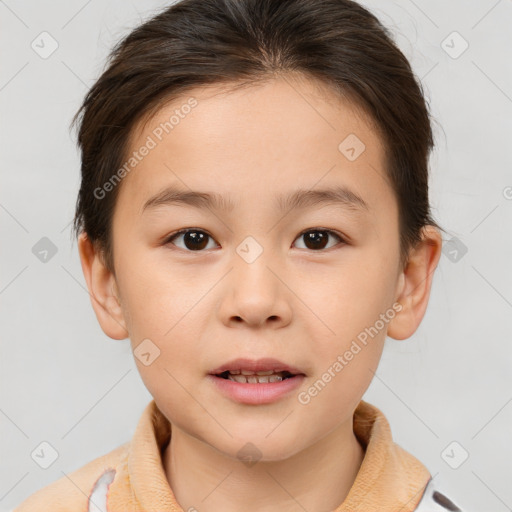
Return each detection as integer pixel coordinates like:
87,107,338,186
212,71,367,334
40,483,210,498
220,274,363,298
163,228,347,252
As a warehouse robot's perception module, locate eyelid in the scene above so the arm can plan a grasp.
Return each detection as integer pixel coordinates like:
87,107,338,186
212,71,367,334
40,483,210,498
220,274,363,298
293,227,347,250
163,228,219,250
296,227,346,242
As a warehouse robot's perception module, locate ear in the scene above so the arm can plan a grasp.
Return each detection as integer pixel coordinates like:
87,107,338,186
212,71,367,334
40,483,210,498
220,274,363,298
77,232,129,340
387,225,443,340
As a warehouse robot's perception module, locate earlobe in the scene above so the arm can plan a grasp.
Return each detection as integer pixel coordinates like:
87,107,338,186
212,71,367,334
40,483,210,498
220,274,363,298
77,232,129,340
387,226,443,341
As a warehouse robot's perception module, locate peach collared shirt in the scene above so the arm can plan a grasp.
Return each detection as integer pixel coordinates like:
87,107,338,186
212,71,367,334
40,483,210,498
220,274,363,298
14,399,432,511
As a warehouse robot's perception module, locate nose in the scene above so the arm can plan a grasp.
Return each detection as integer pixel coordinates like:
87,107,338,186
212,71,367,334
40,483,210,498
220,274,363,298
218,247,292,329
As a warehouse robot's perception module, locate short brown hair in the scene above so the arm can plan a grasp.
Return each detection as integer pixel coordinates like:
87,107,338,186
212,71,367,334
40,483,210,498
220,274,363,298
70,0,446,274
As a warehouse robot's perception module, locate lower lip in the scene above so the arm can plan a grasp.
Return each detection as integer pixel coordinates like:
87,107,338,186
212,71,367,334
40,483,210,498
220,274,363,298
207,374,306,405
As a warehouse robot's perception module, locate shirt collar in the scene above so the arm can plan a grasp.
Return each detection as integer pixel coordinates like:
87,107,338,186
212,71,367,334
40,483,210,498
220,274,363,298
110,398,430,511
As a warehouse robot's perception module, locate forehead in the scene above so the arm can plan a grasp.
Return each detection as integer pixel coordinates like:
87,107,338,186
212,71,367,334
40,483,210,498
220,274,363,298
115,75,393,220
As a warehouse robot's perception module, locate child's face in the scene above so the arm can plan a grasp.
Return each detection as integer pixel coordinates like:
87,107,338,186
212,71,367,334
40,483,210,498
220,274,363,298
85,75,419,459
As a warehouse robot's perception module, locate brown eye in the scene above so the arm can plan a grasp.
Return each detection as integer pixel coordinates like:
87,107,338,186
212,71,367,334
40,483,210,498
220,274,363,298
165,229,217,251
293,229,345,251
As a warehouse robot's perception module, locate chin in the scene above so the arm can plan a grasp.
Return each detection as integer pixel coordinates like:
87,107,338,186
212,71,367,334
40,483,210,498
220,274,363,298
219,435,307,464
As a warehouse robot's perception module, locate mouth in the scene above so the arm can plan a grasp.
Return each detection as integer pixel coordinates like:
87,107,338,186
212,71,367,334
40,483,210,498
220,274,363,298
207,358,307,404
215,369,298,384
209,357,306,384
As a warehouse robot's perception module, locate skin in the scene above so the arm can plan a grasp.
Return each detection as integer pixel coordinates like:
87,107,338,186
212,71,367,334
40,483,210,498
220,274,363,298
78,73,442,512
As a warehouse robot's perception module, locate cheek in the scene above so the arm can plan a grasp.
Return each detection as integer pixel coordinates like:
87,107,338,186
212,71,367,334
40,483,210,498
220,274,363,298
116,254,208,370
297,254,393,400
307,256,396,340
129,318,201,419
117,254,201,339
296,321,385,436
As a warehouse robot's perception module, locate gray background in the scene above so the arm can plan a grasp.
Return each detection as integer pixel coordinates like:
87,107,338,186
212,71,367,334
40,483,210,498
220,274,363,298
1,0,511,510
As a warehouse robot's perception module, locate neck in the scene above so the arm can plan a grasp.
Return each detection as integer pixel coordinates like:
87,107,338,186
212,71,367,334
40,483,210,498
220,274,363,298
163,415,365,512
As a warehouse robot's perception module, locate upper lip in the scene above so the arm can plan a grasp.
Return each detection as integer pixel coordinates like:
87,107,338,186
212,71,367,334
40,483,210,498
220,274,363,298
209,357,306,375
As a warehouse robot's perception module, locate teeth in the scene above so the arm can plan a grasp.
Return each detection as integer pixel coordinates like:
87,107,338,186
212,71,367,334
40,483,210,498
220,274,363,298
227,372,288,383
236,370,282,376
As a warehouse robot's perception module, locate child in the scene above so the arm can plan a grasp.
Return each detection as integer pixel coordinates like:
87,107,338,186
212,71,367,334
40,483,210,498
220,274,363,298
15,0,466,510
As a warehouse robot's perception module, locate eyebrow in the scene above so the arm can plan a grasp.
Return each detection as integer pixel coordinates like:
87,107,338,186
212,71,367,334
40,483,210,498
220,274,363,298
141,184,370,215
